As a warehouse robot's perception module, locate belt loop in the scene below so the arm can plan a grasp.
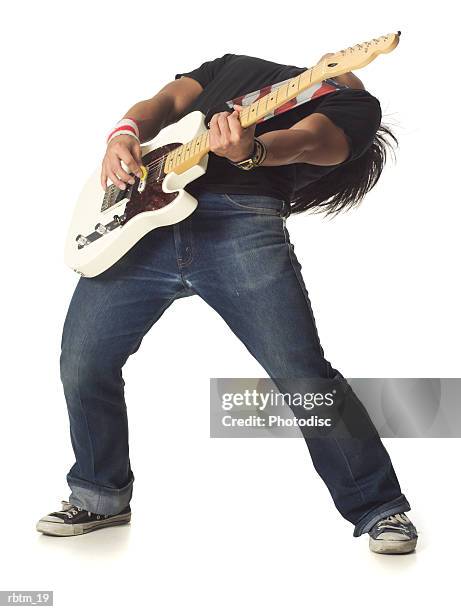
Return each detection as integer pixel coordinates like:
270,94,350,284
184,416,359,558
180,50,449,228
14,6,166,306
282,200,291,218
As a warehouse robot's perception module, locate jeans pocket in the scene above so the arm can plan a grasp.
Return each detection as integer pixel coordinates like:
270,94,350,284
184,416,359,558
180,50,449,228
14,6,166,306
223,193,285,216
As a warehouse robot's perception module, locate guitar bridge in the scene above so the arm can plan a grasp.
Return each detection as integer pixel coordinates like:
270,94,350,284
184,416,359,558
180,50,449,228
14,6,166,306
75,214,127,249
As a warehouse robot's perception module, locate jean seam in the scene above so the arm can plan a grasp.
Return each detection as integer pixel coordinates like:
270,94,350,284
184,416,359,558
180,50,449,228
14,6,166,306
223,193,283,215
283,228,324,357
68,474,134,494
333,438,367,504
72,279,126,482
178,219,194,268
282,226,368,507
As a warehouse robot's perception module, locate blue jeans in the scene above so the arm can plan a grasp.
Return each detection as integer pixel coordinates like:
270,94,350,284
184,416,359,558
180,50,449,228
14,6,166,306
61,191,410,536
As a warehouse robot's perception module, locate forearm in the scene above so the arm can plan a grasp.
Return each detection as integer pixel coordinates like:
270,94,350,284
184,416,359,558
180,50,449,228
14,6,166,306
209,101,349,167
334,71,365,90
257,129,318,166
122,92,176,143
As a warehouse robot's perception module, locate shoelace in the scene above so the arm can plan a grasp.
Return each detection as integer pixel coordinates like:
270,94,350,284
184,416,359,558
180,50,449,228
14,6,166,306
60,500,108,520
376,513,411,531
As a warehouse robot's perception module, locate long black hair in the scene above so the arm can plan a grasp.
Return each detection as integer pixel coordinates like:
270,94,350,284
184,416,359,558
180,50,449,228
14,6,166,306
290,123,398,217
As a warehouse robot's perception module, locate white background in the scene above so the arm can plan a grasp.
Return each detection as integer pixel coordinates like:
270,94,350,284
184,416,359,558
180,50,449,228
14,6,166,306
1,0,459,609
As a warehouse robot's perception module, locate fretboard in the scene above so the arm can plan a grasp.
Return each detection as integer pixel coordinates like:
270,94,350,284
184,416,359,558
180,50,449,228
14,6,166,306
163,64,324,176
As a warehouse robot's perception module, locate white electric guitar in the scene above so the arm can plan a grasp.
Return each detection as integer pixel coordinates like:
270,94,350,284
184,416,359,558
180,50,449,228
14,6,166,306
65,32,400,277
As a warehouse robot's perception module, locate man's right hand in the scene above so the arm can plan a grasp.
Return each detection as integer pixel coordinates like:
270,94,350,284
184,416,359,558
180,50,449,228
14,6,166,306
101,135,143,191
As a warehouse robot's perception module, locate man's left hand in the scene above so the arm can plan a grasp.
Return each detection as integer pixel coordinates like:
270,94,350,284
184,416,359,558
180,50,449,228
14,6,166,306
208,104,256,163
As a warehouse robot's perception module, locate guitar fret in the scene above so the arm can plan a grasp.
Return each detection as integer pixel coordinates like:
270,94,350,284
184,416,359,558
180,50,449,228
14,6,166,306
299,70,310,88
257,95,268,119
266,90,277,114
290,74,301,96
276,82,289,103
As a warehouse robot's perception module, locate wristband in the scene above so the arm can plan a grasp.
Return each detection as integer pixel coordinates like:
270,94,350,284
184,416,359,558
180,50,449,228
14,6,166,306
228,138,267,171
106,117,140,144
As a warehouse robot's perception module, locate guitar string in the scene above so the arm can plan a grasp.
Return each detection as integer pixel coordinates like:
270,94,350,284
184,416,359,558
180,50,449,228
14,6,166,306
141,128,214,170
106,92,293,196
105,135,211,197
105,77,316,197
112,83,310,185
108,101,262,188
105,157,169,197
105,88,307,197
106,159,168,196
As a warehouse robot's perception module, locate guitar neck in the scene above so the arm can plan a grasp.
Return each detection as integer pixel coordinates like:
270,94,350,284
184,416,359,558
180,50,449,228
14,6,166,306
163,64,325,176
163,32,400,176
238,64,325,129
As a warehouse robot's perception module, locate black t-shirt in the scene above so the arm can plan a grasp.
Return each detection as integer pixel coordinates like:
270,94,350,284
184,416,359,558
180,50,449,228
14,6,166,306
174,53,382,201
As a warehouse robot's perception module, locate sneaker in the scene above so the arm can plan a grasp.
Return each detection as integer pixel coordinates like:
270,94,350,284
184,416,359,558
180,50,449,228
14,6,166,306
36,500,131,537
369,512,418,554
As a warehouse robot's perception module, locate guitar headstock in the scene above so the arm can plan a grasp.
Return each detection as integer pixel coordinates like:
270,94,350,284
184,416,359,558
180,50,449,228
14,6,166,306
320,32,401,77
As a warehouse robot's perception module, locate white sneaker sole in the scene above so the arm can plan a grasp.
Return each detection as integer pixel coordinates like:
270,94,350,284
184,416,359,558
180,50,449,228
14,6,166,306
369,536,417,554
36,512,131,537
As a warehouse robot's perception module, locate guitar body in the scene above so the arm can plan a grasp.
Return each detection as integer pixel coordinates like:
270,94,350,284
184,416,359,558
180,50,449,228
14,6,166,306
64,110,208,277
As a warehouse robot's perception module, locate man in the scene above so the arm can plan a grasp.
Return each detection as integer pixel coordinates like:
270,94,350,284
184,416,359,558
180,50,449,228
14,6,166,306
37,52,418,554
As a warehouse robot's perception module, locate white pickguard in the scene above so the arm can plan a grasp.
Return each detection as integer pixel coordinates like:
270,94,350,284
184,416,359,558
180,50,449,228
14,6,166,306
64,110,208,277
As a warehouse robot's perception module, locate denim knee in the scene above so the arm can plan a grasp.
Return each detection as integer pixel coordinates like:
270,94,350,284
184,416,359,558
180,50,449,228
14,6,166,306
60,342,120,394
